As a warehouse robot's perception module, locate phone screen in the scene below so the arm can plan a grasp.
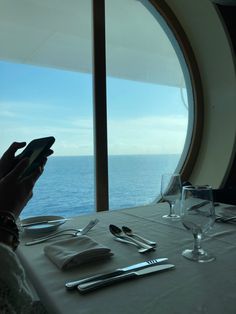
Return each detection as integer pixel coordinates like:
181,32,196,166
27,146,46,166
18,136,55,178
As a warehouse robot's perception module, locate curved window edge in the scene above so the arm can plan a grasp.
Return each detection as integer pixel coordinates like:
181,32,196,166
147,0,204,198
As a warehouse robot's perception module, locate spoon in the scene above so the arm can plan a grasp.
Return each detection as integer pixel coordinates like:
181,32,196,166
109,224,155,252
114,237,151,254
122,226,156,247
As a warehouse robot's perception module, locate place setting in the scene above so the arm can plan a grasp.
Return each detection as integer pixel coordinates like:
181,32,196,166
17,176,223,297
19,216,114,267
60,223,177,294
19,217,99,244
20,213,176,293
15,180,236,313
19,216,117,272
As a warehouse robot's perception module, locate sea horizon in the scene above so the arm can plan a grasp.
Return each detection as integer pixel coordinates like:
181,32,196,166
21,154,180,219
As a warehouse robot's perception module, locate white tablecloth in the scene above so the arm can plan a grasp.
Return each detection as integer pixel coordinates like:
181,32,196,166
17,203,236,314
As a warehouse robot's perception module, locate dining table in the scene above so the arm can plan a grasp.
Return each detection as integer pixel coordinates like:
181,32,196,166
17,202,236,314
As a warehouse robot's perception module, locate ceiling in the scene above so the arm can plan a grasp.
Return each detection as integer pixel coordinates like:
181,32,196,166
0,0,186,87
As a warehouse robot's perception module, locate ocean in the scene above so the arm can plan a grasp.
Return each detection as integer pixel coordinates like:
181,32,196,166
21,154,180,218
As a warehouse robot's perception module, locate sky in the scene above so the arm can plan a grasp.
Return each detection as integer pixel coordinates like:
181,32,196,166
0,61,188,156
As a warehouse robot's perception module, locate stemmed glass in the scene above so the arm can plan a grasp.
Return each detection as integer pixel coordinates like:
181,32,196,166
161,173,182,219
180,185,215,262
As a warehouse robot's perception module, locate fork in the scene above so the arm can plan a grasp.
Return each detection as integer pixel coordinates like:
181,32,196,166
215,215,236,223
25,219,99,246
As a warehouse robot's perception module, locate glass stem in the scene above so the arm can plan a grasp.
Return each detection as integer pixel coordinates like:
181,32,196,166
169,202,175,216
193,233,202,254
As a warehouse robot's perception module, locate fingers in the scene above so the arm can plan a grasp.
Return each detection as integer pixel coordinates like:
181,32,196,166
44,149,54,157
2,142,26,158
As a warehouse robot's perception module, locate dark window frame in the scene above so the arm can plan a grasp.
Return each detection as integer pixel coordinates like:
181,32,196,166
92,0,203,211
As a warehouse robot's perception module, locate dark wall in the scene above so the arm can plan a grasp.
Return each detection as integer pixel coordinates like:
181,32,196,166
217,4,236,189
218,4,236,53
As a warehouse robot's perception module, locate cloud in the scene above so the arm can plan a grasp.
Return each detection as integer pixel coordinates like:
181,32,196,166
0,110,18,118
107,115,188,155
0,113,188,156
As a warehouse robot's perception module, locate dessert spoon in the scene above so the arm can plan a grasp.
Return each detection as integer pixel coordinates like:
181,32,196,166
122,226,156,246
114,237,152,254
109,224,155,252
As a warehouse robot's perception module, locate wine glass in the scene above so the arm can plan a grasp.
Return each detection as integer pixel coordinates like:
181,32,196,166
180,185,215,262
161,173,182,219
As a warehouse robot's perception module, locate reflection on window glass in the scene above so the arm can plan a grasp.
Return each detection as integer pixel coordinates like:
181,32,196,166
0,0,94,218
0,62,94,217
0,0,192,216
106,0,190,209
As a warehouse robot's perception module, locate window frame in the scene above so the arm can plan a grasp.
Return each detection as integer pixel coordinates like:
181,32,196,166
92,0,109,212
92,0,203,211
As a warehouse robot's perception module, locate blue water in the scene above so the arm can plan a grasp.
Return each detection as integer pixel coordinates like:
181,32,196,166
21,154,180,218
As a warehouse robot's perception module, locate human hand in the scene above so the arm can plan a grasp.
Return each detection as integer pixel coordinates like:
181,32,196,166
0,142,26,179
0,141,53,180
0,158,44,218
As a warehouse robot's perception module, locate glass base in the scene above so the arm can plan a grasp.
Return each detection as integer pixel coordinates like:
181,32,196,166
162,214,180,219
182,248,215,263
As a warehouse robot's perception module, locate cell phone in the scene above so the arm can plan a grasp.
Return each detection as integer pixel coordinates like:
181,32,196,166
17,136,55,178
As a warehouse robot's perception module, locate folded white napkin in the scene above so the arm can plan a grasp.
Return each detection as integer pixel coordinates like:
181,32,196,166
44,236,113,270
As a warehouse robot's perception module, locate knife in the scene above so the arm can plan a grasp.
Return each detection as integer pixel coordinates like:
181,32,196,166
65,258,168,290
21,218,71,227
77,263,175,293
188,201,209,212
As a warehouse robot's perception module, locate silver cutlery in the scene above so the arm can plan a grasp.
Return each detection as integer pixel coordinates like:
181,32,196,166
187,200,209,211
79,218,99,234
122,226,156,246
25,229,81,245
77,263,175,293
21,218,71,228
114,237,152,253
188,201,219,213
109,224,155,252
65,257,168,290
215,215,236,223
25,219,99,246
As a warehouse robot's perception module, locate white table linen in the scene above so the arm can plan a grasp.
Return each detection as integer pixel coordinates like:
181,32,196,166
17,203,236,314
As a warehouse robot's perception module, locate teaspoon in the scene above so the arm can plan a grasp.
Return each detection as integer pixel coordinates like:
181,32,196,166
122,226,156,247
109,224,155,252
114,237,152,254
